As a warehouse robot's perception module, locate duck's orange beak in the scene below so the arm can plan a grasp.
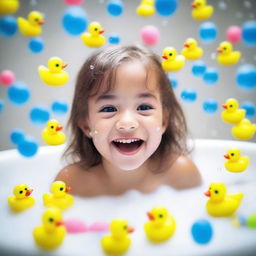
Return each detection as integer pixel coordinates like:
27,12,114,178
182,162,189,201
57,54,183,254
162,55,168,60
62,63,68,69
222,104,227,109
147,212,155,220
56,125,63,131
204,190,211,197
191,3,196,8
25,189,33,196
65,186,71,193
217,48,223,53
184,43,189,48
99,30,105,34
39,20,45,25
224,154,230,159
55,220,64,226
127,227,134,233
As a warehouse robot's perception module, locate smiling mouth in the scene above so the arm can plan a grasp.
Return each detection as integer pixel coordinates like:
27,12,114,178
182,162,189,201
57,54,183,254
112,140,144,154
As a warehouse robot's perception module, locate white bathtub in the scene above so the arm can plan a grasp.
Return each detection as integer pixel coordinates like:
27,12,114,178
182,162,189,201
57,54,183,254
0,139,256,256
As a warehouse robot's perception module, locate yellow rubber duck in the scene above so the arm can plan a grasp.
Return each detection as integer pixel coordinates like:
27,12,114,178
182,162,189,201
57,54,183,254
101,219,134,255
232,119,256,140
162,47,185,72
221,98,245,124
8,184,35,213
17,11,45,37
136,0,155,17
43,181,74,210
144,206,176,243
217,41,241,65
38,57,69,86
0,0,19,14
81,21,105,48
42,119,66,145
204,182,243,217
33,207,66,250
191,0,214,21
224,148,249,173
181,38,203,60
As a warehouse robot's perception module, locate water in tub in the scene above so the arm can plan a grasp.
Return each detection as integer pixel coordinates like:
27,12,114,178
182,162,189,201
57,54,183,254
0,139,256,256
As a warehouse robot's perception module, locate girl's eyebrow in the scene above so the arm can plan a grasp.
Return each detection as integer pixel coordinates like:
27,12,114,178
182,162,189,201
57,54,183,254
95,92,157,103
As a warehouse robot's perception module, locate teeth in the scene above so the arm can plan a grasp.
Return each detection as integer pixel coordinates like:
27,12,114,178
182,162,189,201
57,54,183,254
113,139,141,144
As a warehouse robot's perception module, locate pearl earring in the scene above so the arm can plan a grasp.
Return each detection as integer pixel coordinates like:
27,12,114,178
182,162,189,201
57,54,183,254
89,130,98,137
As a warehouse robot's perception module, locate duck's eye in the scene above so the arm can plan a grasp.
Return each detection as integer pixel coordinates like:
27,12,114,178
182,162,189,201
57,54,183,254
60,187,64,191
94,28,98,31
49,218,54,222
169,53,173,56
223,47,227,50
25,188,28,190
19,190,23,194
230,105,233,108
56,64,59,67
35,18,39,22
159,214,163,218
231,153,234,156
51,125,54,129
214,190,219,194
123,225,127,230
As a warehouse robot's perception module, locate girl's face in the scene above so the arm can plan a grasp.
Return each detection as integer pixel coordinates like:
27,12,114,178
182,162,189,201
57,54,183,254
84,61,167,171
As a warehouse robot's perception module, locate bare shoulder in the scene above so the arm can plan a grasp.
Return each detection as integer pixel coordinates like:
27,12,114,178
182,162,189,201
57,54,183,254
166,155,202,189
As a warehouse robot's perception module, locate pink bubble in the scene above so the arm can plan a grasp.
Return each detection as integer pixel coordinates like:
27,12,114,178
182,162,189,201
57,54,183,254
64,0,84,5
140,25,160,46
226,25,242,43
0,70,15,86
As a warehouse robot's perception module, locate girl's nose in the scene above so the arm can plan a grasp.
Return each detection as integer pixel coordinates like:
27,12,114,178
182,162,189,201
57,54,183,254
116,113,138,132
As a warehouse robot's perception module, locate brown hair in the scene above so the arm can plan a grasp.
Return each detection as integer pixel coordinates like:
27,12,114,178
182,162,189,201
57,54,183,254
64,45,189,171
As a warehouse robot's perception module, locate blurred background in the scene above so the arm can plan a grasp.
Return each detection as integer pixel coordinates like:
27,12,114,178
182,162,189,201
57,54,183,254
0,0,255,152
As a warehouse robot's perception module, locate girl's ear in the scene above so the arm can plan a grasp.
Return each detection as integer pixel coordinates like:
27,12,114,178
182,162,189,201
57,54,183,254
162,109,169,133
78,119,91,138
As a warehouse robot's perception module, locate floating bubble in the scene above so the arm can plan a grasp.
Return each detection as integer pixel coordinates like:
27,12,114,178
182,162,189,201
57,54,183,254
62,7,88,36
51,100,69,115
107,0,123,17
203,67,219,85
203,99,218,114
226,25,241,43
0,99,4,112
0,70,15,86
0,15,17,37
199,22,218,43
7,81,30,105
140,25,160,46
236,64,256,90
191,219,213,244
108,34,120,44
180,89,197,103
192,60,206,77
30,105,50,125
28,37,44,53
17,136,38,157
155,0,178,16
218,1,227,10
246,214,256,228
242,20,256,47
10,129,25,145
241,101,255,118
167,75,178,89
64,0,84,5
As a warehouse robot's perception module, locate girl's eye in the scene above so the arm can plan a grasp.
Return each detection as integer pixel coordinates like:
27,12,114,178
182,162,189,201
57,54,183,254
137,104,153,111
99,106,117,112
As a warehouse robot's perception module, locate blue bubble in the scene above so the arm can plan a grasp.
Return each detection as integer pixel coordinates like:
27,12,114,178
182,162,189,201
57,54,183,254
236,64,256,90
155,0,178,16
192,60,206,77
30,105,50,126
108,34,120,44
203,67,219,85
0,15,17,37
28,37,44,54
241,101,255,118
191,219,213,244
167,75,178,89
0,99,4,112
199,22,218,43
7,81,30,105
10,129,25,145
17,136,38,157
242,20,256,47
62,7,88,36
107,0,123,16
180,89,197,103
203,99,218,114
51,100,69,116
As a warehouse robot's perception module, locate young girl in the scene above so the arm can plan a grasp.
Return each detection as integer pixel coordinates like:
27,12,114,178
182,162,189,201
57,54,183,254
56,45,201,196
